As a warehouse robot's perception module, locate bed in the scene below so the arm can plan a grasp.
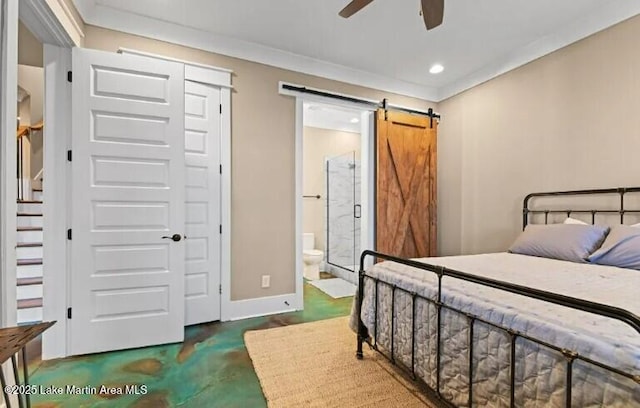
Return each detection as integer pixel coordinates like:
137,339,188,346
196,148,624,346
353,187,640,407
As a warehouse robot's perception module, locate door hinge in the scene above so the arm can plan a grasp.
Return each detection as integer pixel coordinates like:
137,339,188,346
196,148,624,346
219,224,222,234
67,71,72,83
67,229,72,240
219,284,222,294
67,150,72,162
67,307,72,319
219,104,222,114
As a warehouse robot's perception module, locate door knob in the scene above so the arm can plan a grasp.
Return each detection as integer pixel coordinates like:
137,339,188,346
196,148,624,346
162,234,182,242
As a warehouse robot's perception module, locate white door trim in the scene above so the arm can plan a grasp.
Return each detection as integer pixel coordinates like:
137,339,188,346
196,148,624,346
16,0,78,360
1,0,18,329
41,44,71,359
219,86,232,321
18,0,80,47
286,86,376,298
118,48,234,322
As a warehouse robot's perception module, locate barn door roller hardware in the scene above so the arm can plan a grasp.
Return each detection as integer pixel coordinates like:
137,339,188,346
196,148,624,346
281,84,440,122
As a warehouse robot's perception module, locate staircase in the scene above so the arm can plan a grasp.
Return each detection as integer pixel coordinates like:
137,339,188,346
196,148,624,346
16,188,43,324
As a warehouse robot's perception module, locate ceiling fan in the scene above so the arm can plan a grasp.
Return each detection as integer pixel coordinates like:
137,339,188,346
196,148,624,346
339,0,445,30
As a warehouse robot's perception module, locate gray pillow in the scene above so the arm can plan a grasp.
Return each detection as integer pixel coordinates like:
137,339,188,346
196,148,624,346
508,224,609,263
588,225,640,270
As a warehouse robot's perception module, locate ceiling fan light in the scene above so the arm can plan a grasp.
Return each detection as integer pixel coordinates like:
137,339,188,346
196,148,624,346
429,64,444,74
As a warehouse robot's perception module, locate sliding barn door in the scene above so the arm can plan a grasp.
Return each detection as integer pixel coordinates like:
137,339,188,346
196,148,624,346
70,48,185,355
376,109,437,258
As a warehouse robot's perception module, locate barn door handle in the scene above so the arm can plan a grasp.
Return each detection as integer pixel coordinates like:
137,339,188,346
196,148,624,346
354,204,361,219
162,234,182,242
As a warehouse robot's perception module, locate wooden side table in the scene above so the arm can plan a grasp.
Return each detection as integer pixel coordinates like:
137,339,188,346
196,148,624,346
0,322,55,408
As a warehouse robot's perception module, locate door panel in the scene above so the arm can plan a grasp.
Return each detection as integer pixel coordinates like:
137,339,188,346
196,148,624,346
70,48,185,355
376,109,437,258
184,81,221,325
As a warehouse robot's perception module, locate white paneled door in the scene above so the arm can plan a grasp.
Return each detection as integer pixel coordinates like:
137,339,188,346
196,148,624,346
70,48,185,355
184,80,221,325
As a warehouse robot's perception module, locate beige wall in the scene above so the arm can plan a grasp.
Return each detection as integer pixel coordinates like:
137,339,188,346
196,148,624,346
303,127,361,253
82,25,436,300
438,15,640,256
18,65,44,179
18,21,43,67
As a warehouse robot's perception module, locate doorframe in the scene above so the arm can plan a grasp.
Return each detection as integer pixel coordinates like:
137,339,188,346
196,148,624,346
0,0,18,329
17,0,80,359
117,48,234,322
281,83,376,305
1,0,77,351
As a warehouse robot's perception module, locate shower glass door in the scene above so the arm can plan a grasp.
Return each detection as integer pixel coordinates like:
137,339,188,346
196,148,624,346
326,151,361,272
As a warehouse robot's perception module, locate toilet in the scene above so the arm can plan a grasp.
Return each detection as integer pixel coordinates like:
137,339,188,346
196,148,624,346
303,233,324,280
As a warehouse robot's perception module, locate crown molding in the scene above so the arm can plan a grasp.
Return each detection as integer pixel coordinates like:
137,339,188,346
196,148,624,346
74,0,640,103
20,0,83,47
73,0,439,102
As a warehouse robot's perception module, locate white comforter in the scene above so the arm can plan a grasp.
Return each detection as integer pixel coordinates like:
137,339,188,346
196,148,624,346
354,253,640,407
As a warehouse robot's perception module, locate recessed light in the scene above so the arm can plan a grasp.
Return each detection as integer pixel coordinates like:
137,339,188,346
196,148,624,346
350,118,360,123
429,64,444,74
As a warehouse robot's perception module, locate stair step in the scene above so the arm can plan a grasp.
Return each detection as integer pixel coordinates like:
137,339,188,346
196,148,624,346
17,242,42,247
17,277,43,286
17,264,43,279
17,213,43,228
17,283,43,300
17,245,43,259
17,298,42,309
17,307,42,325
17,229,43,243
17,202,43,214
17,258,42,266
17,226,42,231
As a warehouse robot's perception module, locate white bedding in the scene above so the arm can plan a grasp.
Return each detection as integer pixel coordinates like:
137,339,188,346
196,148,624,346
353,252,640,407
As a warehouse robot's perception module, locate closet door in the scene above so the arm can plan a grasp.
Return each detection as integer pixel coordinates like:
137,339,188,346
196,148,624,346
184,80,221,325
376,109,437,258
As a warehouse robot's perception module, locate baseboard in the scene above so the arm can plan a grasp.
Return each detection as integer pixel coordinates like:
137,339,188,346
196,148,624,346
226,293,301,321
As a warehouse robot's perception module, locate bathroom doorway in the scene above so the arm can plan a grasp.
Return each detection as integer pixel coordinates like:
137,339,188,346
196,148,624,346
300,101,374,288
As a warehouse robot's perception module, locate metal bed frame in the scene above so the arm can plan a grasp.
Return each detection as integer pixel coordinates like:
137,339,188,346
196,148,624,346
356,187,640,407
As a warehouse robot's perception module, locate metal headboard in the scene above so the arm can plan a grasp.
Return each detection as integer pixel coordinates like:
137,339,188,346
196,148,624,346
523,186,640,229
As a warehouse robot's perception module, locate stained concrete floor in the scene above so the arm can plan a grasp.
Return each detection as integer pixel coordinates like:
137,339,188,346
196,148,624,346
28,281,353,407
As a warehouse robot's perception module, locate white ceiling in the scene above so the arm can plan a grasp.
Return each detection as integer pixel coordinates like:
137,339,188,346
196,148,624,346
75,0,640,101
304,102,362,134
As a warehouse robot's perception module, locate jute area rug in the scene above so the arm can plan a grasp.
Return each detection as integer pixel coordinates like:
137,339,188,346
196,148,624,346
244,317,438,407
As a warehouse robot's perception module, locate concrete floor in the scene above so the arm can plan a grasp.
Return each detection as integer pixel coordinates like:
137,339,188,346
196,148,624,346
28,282,353,407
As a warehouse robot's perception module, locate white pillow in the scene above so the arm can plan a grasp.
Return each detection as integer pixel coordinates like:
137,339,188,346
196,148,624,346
563,217,588,225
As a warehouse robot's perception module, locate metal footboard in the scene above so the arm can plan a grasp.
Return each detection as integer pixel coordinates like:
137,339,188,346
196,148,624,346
355,250,640,408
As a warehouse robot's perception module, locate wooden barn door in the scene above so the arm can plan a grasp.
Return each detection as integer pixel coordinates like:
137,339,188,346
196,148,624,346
376,109,437,258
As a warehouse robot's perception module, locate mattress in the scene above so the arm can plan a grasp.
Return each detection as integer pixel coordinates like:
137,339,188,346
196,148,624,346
352,252,640,407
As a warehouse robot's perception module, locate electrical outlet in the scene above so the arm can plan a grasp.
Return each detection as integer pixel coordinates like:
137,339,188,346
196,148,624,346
261,275,271,288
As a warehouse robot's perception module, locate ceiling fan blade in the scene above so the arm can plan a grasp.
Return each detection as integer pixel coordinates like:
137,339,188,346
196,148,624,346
339,0,375,18
421,0,444,30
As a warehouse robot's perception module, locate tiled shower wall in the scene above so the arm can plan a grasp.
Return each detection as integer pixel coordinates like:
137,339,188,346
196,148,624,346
326,152,361,275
